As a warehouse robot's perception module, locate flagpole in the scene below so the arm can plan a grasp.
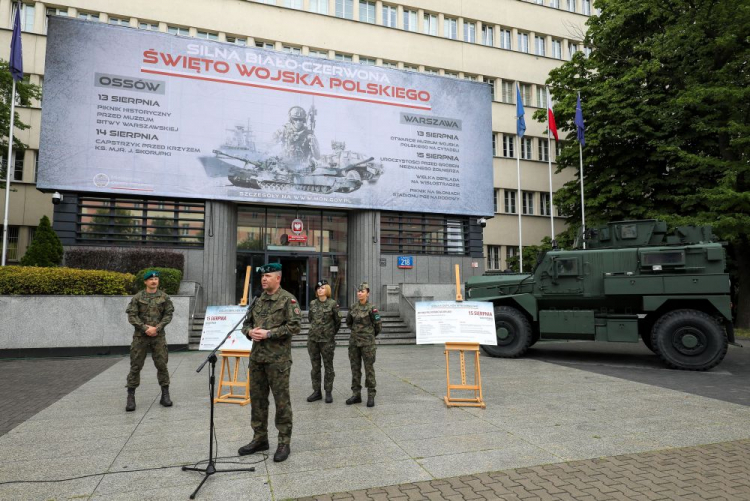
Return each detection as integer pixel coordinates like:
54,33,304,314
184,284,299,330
516,135,523,273
579,141,586,250
2,79,17,266
547,121,555,246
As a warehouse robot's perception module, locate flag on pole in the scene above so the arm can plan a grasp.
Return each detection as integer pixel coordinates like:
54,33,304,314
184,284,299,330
575,92,585,146
516,84,526,138
10,3,23,81
546,90,559,141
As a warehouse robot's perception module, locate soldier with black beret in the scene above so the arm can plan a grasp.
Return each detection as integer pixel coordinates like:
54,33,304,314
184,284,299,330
346,282,382,407
238,263,301,463
125,270,174,412
306,279,341,404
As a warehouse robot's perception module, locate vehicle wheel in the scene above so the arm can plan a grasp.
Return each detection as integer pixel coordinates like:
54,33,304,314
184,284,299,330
481,306,532,358
651,309,728,371
345,170,362,182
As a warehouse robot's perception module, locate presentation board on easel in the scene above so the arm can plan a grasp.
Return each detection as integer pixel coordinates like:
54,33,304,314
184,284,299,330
415,301,498,345
199,305,253,351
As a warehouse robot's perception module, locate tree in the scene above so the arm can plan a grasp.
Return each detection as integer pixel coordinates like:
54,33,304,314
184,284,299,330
538,0,750,327
0,61,41,180
20,215,63,267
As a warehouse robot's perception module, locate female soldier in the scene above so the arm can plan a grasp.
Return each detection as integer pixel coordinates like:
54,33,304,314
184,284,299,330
307,280,341,403
346,282,382,407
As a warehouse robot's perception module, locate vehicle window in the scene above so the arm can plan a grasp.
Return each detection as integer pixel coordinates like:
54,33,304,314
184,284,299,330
641,250,685,266
555,258,578,276
620,224,637,239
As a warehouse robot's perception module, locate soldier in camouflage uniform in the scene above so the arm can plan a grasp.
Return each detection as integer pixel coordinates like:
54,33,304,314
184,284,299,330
125,270,175,412
346,282,382,407
306,280,341,404
273,106,320,164
238,263,301,463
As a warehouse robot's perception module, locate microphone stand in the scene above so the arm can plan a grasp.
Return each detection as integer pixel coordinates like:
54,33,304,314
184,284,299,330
183,297,257,499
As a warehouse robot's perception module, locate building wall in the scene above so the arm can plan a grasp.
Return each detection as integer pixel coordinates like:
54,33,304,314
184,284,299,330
0,0,589,270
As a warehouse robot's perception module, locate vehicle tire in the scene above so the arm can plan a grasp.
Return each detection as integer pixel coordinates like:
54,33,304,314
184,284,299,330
651,309,728,371
481,306,532,358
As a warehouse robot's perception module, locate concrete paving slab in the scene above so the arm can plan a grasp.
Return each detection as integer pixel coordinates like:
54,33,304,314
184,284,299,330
416,443,562,478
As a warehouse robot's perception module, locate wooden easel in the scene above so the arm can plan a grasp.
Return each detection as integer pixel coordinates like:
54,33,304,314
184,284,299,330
215,349,251,406
444,264,486,408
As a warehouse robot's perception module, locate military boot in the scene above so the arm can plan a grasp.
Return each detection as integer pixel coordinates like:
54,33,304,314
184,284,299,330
238,438,270,456
125,388,136,412
160,386,173,407
273,444,291,462
367,394,375,407
345,394,362,405
307,390,322,402
325,391,333,403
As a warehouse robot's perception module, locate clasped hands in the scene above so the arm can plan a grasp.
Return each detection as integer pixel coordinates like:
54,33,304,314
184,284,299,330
144,325,159,337
247,328,270,341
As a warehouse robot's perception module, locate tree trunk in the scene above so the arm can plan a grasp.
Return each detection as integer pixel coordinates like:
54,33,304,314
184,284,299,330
733,237,750,330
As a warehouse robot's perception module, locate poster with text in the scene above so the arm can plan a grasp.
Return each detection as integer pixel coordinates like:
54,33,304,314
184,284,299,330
198,305,252,351
38,17,493,216
415,301,498,345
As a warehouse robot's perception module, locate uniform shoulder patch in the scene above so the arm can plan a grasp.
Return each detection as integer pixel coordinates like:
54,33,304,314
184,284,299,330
294,308,301,315
372,308,378,312
290,298,297,304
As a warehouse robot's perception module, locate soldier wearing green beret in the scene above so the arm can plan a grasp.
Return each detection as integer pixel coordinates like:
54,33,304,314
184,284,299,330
346,282,382,407
238,263,302,463
125,270,175,412
306,279,341,404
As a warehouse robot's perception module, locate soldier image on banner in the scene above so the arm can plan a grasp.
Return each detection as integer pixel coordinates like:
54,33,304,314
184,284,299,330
125,270,175,412
346,282,382,407
306,279,341,404
238,262,302,463
273,105,320,165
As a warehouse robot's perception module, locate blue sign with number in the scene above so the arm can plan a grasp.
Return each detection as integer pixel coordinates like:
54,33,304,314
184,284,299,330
397,256,414,269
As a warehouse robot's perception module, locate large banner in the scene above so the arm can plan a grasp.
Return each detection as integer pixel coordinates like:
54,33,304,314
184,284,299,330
38,18,493,216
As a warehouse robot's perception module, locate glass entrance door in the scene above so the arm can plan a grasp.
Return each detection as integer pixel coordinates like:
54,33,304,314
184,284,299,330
267,254,320,309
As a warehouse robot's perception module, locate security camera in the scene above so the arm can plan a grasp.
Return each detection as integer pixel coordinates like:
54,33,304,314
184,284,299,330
477,217,487,228
52,192,63,205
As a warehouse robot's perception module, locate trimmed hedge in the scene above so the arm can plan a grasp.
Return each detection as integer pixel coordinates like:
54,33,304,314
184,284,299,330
0,266,134,295
64,248,185,275
134,267,183,295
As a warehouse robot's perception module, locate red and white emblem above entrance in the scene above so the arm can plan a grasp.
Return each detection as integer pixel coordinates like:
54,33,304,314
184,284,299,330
289,218,307,242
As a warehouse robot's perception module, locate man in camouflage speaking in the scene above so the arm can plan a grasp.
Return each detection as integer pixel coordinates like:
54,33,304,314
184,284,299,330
238,263,301,462
125,270,174,412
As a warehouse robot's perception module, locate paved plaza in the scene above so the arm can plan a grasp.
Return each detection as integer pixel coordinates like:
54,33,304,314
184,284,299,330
1,342,749,500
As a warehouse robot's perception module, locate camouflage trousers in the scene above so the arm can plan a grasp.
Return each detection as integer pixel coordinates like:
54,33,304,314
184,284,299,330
307,340,336,392
126,334,170,388
348,344,376,397
249,360,293,445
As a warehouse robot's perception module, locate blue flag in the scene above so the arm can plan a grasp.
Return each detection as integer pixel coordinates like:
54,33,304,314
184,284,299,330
10,2,23,81
575,92,585,146
516,84,526,138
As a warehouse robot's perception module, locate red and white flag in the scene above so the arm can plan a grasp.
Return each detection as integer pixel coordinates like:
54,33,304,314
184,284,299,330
547,90,559,141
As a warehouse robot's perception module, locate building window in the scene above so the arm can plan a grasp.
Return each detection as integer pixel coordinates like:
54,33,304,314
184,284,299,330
282,45,301,54
77,11,99,22
556,141,563,157
6,226,19,261
539,139,549,162
403,65,418,72
77,197,205,246
504,191,517,214
227,36,247,46
482,25,494,46
540,193,552,216
444,17,457,39
403,10,417,31
550,0,560,7
444,72,458,78
488,245,501,270
506,246,519,269
465,75,477,81
536,0,545,4
167,25,189,36
521,137,533,160
492,133,497,156
256,40,275,50
34,152,39,182
335,53,353,62
423,13,437,35
464,21,476,43
583,0,591,15
518,32,529,53
499,29,512,49
583,47,592,57
308,49,328,58
488,79,496,100
108,17,130,26
423,67,439,75
359,1,375,23
309,0,328,14
493,189,499,213
537,86,548,108
196,30,218,40
336,0,353,19
382,5,397,27
256,0,276,4
520,83,532,106
551,39,562,59
381,213,469,255
503,135,515,158
567,0,576,12
569,43,578,58
523,192,535,215
382,61,398,68
502,81,514,103
13,3,35,32
13,153,24,181
359,57,376,65
535,36,546,56
139,22,159,31
284,0,303,8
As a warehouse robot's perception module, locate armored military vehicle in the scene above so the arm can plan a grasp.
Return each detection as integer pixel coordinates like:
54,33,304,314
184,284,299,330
465,220,736,370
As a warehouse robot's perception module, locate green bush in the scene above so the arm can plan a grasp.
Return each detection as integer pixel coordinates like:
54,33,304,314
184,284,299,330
134,267,182,295
0,266,134,295
20,216,63,267
64,248,185,275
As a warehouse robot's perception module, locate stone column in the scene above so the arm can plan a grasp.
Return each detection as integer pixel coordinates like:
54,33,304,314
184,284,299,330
201,201,237,309
347,210,381,307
